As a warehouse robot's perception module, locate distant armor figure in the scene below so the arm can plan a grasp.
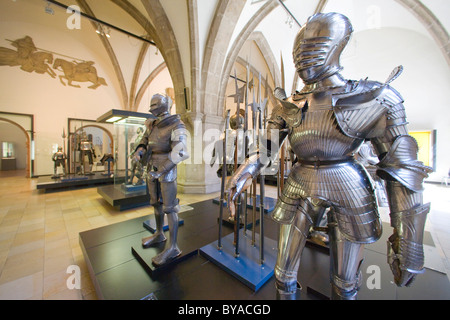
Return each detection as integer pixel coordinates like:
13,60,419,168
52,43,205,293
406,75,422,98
210,112,246,178
128,127,146,185
226,12,431,299
52,146,66,177
134,93,190,266
79,132,96,175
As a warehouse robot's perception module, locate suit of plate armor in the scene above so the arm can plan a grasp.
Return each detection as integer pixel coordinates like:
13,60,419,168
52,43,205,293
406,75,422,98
134,93,189,266
226,12,431,299
52,147,66,176
79,132,95,174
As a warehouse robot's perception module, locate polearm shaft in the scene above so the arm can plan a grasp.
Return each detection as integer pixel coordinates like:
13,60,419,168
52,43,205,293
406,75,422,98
250,75,258,247
258,73,265,264
218,110,231,250
252,179,257,246
233,70,241,258
243,62,250,235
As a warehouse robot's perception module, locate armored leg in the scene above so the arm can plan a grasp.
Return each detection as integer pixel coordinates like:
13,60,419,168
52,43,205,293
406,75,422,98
151,180,182,266
274,200,313,298
142,179,166,247
328,211,365,300
142,204,166,247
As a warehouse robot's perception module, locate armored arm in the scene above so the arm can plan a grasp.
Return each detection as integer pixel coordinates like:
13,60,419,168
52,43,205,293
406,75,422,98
133,121,152,161
370,85,432,286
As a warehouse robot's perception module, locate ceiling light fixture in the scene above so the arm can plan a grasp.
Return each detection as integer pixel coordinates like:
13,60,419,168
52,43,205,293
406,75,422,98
45,1,54,15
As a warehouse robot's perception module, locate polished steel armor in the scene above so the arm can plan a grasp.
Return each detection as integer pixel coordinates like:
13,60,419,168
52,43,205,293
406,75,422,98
134,93,189,266
226,12,431,299
52,146,66,177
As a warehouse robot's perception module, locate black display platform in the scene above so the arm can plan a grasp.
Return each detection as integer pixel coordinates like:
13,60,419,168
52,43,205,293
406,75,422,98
79,199,450,300
36,172,122,191
97,184,149,211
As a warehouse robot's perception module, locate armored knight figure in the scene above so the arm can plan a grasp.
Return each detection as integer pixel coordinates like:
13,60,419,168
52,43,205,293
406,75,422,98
128,126,146,185
210,112,246,178
226,12,431,299
79,132,96,175
134,93,189,266
52,146,67,177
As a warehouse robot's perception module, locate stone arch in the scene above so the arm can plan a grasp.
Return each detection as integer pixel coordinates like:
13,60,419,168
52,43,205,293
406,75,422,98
139,0,187,114
68,125,114,174
110,0,186,112
201,0,247,116
394,0,449,65
0,117,31,178
247,31,282,88
217,0,279,117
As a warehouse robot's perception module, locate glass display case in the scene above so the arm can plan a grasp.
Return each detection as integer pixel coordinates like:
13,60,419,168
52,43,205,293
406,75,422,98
96,109,154,210
113,116,149,193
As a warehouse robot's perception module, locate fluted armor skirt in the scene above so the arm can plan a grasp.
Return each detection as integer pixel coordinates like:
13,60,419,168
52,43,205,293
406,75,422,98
271,161,382,244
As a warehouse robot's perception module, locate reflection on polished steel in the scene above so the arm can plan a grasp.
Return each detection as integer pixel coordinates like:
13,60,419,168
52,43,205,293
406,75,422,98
134,93,190,267
226,12,431,299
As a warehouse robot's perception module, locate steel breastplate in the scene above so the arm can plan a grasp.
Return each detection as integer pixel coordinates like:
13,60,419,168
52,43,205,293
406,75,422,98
146,115,183,154
289,109,362,161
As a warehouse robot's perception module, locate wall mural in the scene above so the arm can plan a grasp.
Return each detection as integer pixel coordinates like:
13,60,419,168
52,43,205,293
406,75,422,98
0,36,107,89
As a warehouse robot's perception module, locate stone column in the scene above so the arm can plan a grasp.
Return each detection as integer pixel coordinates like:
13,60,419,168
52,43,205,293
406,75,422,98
177,112,223,193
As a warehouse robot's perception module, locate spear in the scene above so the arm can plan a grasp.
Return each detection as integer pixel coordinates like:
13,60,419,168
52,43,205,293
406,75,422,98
62,128,67,154
218,110,231,250
258,72,266,264
248,75,259,247
279,52,286,192
232,70,242,257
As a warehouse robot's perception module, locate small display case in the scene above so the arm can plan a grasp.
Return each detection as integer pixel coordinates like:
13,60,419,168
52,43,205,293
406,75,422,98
96,109,154,210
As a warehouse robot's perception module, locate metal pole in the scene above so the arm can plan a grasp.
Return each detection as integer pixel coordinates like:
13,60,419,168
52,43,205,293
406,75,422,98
258,73,265,264
218,110,230,250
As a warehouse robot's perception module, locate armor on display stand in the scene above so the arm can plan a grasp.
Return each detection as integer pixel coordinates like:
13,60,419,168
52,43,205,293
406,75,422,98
128,126,146,185
79,131,96,175
51,146,67,178
134,93,189,266
226,12,432,299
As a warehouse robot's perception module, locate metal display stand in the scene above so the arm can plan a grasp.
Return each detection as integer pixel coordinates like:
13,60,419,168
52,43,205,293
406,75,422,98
200,68,275,291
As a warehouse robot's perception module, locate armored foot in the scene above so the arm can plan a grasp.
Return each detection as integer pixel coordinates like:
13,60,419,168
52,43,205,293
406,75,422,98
151,246,182,266
142,233,166,248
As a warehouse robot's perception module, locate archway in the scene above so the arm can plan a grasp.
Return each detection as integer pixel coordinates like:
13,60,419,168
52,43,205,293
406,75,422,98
68,125,114,174
0,117,31,178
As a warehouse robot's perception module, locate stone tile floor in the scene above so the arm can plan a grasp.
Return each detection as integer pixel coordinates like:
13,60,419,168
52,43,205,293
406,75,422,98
0,170,448,299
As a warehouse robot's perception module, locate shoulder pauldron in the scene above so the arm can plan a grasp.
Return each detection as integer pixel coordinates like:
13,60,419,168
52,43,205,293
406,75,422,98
332,79,403,139
271,98,306,128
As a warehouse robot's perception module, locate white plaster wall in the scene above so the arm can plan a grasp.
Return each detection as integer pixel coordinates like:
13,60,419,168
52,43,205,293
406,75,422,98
341,27,450,182
0,0,146,175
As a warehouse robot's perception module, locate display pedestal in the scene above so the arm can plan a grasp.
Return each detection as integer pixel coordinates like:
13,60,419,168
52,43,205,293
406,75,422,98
132,243,198,278
199,230,277,292
79,200,450,300
121,182,146,193
97,184,149,211
37,172,117,191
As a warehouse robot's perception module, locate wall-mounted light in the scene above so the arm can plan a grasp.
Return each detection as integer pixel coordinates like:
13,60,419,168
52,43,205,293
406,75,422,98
95,24,111,38
45,1,54,15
